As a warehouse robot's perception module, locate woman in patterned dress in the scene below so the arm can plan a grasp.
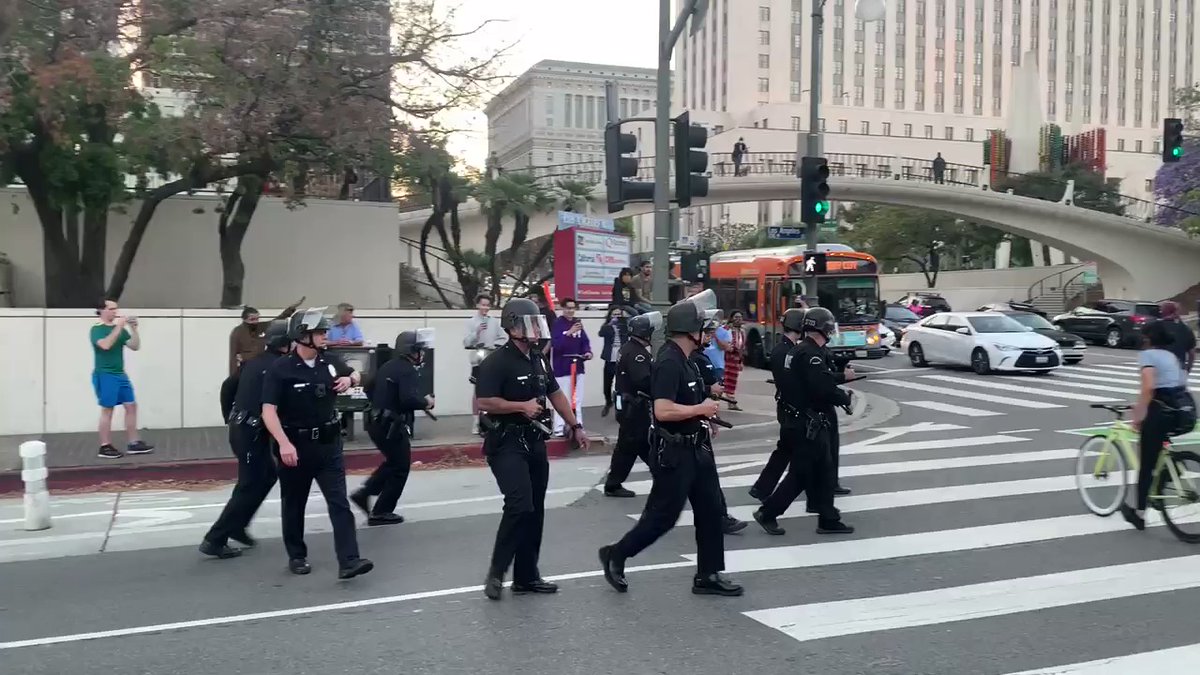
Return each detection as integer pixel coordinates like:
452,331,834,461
722,310,746,410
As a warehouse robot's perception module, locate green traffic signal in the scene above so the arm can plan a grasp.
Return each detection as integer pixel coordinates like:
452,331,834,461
1173,146,1183,158
815,201,828,214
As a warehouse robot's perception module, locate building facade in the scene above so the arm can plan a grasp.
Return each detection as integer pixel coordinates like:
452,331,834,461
484,60,662,173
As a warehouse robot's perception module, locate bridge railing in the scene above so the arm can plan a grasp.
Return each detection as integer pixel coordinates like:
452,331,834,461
510,151,1197,230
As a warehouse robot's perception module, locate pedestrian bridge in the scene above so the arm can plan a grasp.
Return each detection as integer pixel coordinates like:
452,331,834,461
398,152,1200,301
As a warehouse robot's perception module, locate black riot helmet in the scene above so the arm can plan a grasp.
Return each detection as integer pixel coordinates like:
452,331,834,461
802,306,838,339
287,306,334,348
628,311,662,341
780,307,806,334
265,319,291,353
394,331,420,356
500,297,550,344
665,301,705,335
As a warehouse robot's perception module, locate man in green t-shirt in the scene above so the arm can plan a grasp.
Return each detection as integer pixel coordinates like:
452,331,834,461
91,299,154,459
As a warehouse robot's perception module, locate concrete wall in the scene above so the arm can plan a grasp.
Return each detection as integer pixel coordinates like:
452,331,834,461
0,188,404,309
878,263,1094,310
0,308,611,436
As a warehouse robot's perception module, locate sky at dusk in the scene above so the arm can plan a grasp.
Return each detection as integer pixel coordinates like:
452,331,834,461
443,0,660,167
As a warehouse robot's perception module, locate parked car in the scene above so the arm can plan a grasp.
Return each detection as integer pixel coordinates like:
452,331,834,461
896,292,952,317
901,311,1063,374
1050,299,1161,348
981,309,1088,364
976,301,1048,318
880,303,921,348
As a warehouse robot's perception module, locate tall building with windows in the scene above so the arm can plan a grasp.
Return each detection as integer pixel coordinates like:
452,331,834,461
484,60,661,172
663,0,1195,259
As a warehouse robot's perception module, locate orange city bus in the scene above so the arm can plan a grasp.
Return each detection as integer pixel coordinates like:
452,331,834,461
689,244,885,368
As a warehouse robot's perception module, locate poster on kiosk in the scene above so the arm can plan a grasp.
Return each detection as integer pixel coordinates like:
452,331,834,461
552,211,631,306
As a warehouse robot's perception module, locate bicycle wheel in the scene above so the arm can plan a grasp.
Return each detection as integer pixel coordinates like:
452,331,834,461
1155,449,1200,544
1075,435,1127,516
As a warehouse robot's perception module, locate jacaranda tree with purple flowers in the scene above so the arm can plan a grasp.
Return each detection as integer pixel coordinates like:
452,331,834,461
1154,85,1200,233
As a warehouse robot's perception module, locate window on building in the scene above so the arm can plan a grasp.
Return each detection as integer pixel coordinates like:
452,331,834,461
1117,138,1125,151
838,119,848,133
945,126,954,140
586,96,596,128
861,121,870,134
759,6,770,21
882,122,891,135
965,128,974,141
759,30,770,45
758,77,770,92
758,54,770,68
1136,140,1143,152
924,125,934,138
792,116,802,130
565,94,573,127
904,123,913,136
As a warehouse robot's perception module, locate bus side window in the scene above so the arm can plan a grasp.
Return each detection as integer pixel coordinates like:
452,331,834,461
715,278,737,312
738,278,758,322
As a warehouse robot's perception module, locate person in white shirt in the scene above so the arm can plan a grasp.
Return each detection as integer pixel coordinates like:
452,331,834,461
464,294,507,433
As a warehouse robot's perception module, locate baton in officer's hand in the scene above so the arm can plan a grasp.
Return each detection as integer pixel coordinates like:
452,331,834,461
423,410,439,421
709,416,734,429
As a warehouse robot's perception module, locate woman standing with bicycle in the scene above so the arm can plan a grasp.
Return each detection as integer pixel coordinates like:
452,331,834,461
1122,321,1195,530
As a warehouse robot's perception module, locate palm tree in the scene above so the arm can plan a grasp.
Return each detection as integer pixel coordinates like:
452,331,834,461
476,172,557,303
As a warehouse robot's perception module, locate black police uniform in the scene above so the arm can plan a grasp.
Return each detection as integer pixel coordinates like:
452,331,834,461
475,339,560,591
355,349,427,522
603,337,653,495
220,371,239,422
754,336,851,533
821,345,851,495
201,348,283,555
262,350,366,573
603,337,739,595
749,333,797,500
690,347,748,534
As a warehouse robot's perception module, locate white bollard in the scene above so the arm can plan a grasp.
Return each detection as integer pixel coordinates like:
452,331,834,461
19,441,51,531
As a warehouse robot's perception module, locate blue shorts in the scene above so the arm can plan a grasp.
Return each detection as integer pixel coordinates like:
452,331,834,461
92,372,136,408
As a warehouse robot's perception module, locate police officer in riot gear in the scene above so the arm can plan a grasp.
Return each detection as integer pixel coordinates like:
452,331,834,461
260,307,373,579
602,311,661,497
752,307,854,536
200,319,291,559
749,307,806,502
691,310,748,535
823,348,856,497
599,300,743,597
351,330,434,525
475,297,589,601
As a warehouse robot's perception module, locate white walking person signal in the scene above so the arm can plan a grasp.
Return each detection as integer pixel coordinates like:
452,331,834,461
855,0,887,21
805,258,817,273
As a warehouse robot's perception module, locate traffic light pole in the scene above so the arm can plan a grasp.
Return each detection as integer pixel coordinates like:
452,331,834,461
652,0,709,308
801,0,827,306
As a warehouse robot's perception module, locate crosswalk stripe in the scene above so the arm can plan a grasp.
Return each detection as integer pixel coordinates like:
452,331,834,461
903,400,1003,416
649,473,1114,525
874,379,1067,408
617,448,1079,493
841,434,1030,455
742,554,1200,644
1003,643,1200,674
1056,370,1142,384
1091,364,1138,371
1031,378,1139,396
687,510,1181,573
919,375,1119,402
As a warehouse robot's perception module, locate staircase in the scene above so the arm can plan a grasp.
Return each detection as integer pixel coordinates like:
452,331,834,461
1026,265,1097,316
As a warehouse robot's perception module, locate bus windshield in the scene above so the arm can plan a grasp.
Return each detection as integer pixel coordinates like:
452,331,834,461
816,276,880,323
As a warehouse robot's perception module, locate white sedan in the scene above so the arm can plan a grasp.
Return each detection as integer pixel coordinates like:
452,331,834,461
901,311,1064,374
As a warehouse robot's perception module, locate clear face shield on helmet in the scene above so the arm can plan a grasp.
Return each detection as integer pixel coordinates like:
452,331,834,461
515,314,552,344
412,328,435,364
294,306,334,348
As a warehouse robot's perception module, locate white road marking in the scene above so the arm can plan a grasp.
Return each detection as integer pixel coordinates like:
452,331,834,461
841,434,1030,455
903,400,1003,417
620,448,1079,493
918,375,1119,402
653,472,1113,525
743,554,1200,644
1003,643,1200,674
874,380,1066,408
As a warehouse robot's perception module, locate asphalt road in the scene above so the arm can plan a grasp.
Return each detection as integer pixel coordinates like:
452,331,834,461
4,345,1200,674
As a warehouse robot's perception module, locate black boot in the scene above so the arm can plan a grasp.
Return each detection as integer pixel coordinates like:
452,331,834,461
722,514,748,534
692,573,743,596
198,540,242,559
338,558,375,579
367,513,405,526
512,578,559,594
604,486,636,498
483,573,504,600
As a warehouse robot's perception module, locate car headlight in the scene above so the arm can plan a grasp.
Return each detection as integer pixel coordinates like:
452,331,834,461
992,343,1023,351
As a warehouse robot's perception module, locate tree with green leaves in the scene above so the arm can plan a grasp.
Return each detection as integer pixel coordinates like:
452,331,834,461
1153,85,1200,234
993,162,1125,216
840,204,1005,287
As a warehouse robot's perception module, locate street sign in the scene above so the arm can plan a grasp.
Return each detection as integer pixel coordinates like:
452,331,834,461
767,225,805,239
557,211,615,232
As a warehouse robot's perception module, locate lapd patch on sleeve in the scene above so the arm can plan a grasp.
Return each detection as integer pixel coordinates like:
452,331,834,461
635,354,646,363
809,356,823,365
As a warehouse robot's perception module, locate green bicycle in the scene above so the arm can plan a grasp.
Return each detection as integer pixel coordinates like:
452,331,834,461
1074,403,1200,543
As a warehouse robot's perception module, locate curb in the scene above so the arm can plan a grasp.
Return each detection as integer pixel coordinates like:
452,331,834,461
840,391,901,434
0,435,610,495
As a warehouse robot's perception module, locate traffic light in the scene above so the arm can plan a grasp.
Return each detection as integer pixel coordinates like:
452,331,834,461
799,156,831,224
604,122,654,213
680,252,710,283
673,111,709,208
1162,117,1185,162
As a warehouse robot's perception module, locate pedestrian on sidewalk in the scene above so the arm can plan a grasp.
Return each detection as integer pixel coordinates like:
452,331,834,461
90,299,154,460
550,298,592,437
598,300,744,597
475,298,589,600
260,307,373,580
352,331,435,526
599,306,627,417
200,320,291,559
721,311,746,409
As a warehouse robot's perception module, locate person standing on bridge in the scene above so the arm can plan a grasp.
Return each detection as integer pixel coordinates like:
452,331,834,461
932,153,947,184
732,137,748,176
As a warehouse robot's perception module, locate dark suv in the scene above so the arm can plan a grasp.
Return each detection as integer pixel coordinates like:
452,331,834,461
897,292,952,318
1050,299,1161,348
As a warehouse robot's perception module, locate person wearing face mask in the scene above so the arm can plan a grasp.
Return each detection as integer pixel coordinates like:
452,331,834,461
475,298,590,601
222,299,304,421
598,306,627,417
352,331,435,526
598,300,744,597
